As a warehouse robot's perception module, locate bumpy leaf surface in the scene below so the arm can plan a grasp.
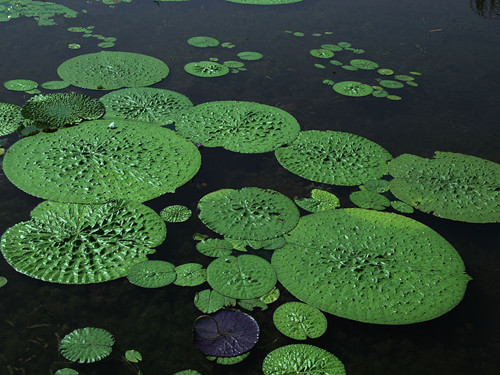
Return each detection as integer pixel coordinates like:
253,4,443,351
59,327,114,363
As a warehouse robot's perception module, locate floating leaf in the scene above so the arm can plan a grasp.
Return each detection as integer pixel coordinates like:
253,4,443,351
294,189,340,212
0,276,7,288
359,179,390,193
196,239,234,258
333,81,373,97
193,310,259,357
125,349,142,363
184,61,229,77
0,102,24,137
260,287,280,304
173,371,202,375
54,369,79,375
349,190,390,210
3,79,38,91
349,59,379,70
273,302,327,340
160,205,192,223
309,49,334,58
390,200,414,214
187,36,219,48
206,352,250,365
238,298,268,311
227,0,303,5
379,80,404,89
59,327,114,363
194,289,226,313
174,263,207,286
237,51,263,60
127,260,176,288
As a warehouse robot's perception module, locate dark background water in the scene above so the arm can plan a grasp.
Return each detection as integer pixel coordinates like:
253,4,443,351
0,0,499,374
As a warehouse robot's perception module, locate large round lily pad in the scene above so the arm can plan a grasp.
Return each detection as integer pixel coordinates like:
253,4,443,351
262,344,345,375
275,130,392,186
57,51,169,90
272,209,471,324
198,187,300,240
273,302,327,340
99,87,193,125
59,327,114,363
388,152,500,223
2,120,201,204
207,254,277,299
1,200,166,284
175,101,301,153
127,260,177,288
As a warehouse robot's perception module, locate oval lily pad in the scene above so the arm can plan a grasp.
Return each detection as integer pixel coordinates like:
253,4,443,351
193,309,259,357
349,59,379,70
379,80,404,89
194,289,226,313
174,263,207,286
237,51,263,61
41,81,70,90
1,200,166,284
262,344,345,375
55,368,79,375
3,120,201,203
176,101,300,153
206,254,277,299
57,51,169,90
391,200,415,214
59,327,114,363
273,302,327,340
160,205,192,223
184,61,230,77
127,260,177,288
333,81,373,97
187,36,219,48
207,352,250,365
349,190,390,210
310,49,334,58
196,239,234,258
389,152,500,223
272,209,471,324
275,130,392,186
198,187,300,240
4,79,38,91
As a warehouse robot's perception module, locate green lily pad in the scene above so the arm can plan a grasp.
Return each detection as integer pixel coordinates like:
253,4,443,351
223,61,245,68
321,44,343,52
207,352,250,365
125,349,142,363
21,93,105,129
54,368,79,375
386,95,402,101
389,152,500,223
57,51,169,90
360,179,390,193
187,36,219,48
160,205,192,223
350,190,390,210
1,200,165,284
259,287,280,304
294,189,340,212
194,289,226,313
173,371,202,375
379,80,404,89
206,254,277,299
175,101,300,153
198,187,300,240
41,81,70,90
309,49,335,58
262,344,345,375
196,239,234,258
272,209,472,324
273,302,327,340
337,42,351,48
127,260,177,288
349,59,379,70
237,51,263,61
394,74,415,81
333,81,373,97
4,79,38,91
275,130,392,186
59,327,114,363
391,200,415,214
377,68,394,75
0,102,24,136
0,276,7,288
238,298,268,311
184,61,229,78
174,263,207,286
2,120,201,203
225,236,286,252
100,87,193,125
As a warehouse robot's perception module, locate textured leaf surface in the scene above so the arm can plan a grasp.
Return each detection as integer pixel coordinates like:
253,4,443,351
3,120,201,203
349,190,390,210
127,260,176,288
272,209,471,324
125,349,142,363
176,101,300,153
273,302,327,340
193,310,259,357
57,51,169,90
194,289,226,314
198,187,299,240
262,344,345,375
196,239,234,258
59,327,114,363
294,189,340,212
174,263,207,286
389,152,500,223
275,130,392,186
1,200,165,284
0,102,24,136
160,205,192,223
207,255,277,299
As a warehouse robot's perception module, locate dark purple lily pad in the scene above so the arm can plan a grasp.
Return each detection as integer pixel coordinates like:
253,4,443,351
193,309,259,357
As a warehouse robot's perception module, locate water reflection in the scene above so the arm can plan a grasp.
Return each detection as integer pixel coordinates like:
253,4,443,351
470,0,500,18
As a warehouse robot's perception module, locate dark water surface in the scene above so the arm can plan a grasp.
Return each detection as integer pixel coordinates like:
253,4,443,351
0,0,499,374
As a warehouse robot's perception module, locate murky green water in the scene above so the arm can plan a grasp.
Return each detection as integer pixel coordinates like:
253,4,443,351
0,1,499,374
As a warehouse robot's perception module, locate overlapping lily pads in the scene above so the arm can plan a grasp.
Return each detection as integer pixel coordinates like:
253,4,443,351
2,120,201,203
272,209,471,324
198,187,300,240
0,200,166,284
175,101,300,153
57,51,169,90
275,130,392,186
389,152,500,223
294,189,340,212
59,327,114,363
99,87,193,125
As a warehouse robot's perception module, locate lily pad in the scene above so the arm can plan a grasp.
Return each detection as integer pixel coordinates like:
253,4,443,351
21,93,105,129
273,302,327,340
194,289,226,313
238,298,268,311
198,187,300,240
310,49,334,58
379,80,404,89
333,81,373,97
174,263,207,286
99,87,193,125
187,36,219,48
275,130,392,186
57,51,169,90
260,287,280,304
388,152,500,223
294,189,340,212
59,327,114,363
391,200,415,214
4,79,38,91
127,260,176,288
160,205,192,223
272,209,471,324
0,102,24,136
2,120,201,203
262,344,345,375
350,190,390,210
184,61,229,78
0,276,7,288
193,309,259,357
41,81,70,90
125,349,142,363
359,179,390,193
349,59,379,70
175,101,301,153
237,51,263,61
54,369,79,375
206,254,277,299
1,200,165,284
196,239,234,258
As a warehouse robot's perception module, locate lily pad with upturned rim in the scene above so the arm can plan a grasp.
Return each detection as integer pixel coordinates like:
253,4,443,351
59,327,114,363
127,260,176,288
184,61,230,77
273,302,327,340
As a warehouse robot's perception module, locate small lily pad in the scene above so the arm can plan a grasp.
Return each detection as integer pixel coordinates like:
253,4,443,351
127,260,177,288
174,263,207,286
294,189,340,212
194,289,226,313
59,327,114,363
259,287,280,304
379,80,405,89
350,190,391,210
349,59,379,70
125,349,142,363
160,205,192,223
273,302,327,340
55,369,79,375
237,51,263,61
184,61,230,77
207,352,250,365
333,81,373,97
187,36,220,48
0,276,7,288
391,200,415,214
310,49,335,58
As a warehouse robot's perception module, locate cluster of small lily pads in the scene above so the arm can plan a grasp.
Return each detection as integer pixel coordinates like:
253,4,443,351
0,0,77,26
185,35,263,77
0,44,498,374
67,25,118,49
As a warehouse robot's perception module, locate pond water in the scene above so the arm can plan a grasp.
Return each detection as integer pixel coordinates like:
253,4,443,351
0,0,499,374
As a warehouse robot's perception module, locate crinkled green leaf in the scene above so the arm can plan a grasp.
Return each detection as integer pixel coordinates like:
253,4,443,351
59,327,114,363
273,302,327,340
294,189,340,212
